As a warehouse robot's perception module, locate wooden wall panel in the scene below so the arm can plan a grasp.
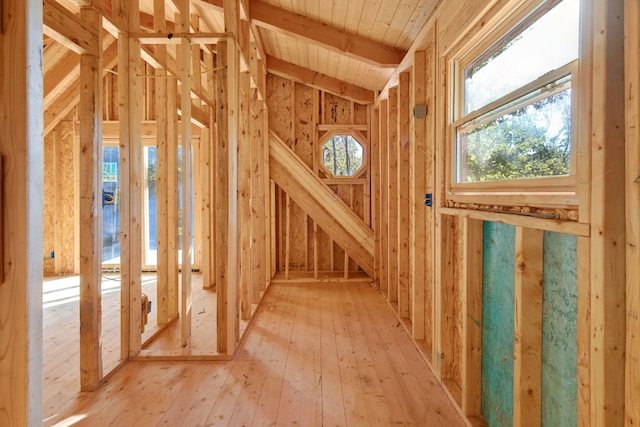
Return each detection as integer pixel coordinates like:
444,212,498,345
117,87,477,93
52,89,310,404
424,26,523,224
290,82,315,270
267,74,293,145
43,113,77,276
43,127,56,275
354,103,368,125
294,83,315,167
323,93,351,125
266,73,372,278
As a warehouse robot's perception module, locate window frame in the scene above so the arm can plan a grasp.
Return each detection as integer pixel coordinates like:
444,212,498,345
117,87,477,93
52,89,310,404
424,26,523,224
446,0,581,210
318,128,368,180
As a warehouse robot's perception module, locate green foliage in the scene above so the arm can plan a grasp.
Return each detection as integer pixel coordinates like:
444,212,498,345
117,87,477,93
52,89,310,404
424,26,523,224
460,89,571,182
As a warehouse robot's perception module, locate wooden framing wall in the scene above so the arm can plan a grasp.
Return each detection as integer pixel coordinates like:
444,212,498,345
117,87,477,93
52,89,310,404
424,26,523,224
372,0,633,425
38,0,270,382
5,0,639,424
266,74,372,281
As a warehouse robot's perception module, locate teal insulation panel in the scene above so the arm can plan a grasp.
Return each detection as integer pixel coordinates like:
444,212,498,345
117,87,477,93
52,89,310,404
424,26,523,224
481,222,515,427
541,231,578,427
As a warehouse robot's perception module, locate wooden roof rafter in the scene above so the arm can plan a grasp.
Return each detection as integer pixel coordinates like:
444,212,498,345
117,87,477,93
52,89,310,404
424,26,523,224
249,0,406,68
43,0,100,56
44,35,120,136
266,56,375,105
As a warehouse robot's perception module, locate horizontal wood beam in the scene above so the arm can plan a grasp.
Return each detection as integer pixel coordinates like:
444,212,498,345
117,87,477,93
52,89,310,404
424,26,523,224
79,121,202,139
269,131,375,276
101,9,176,37
250,0,405,67
43,0,99,56
131,32,230,45
267,56,375,105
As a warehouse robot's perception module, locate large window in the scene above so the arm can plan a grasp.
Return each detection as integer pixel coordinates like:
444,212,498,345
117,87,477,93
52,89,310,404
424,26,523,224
451,0,580,206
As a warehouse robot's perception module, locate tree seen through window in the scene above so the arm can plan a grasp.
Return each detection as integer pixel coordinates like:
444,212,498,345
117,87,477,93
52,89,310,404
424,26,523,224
321,134,364,177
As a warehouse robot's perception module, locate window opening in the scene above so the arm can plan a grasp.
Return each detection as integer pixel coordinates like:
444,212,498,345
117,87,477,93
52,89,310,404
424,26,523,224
454,0,579,186
321,134,365,177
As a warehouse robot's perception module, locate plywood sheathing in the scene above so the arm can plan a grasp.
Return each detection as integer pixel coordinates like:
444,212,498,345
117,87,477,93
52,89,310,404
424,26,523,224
266,73,372,277
43,114,77,276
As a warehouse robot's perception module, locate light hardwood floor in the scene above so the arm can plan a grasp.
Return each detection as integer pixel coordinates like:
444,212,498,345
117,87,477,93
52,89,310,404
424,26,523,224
44,281,464,426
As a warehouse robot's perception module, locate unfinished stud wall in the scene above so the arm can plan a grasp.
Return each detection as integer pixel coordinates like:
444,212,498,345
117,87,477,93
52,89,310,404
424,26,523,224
372,0,627,426
266,73,371,279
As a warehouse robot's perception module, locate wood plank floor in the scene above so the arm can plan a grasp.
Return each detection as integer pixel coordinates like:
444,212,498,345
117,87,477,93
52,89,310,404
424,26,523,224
44,281,464,426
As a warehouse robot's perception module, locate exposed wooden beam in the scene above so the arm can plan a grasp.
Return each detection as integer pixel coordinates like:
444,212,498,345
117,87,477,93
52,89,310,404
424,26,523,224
0,0,44,424
44,37,119,136
590,0,626,424
78,3,103,393
195,0,248,20
101,8,176,37
43,0,99,56
131,31,229,45
140,45,216,107
513,227,543,426
267,56,374,105
78,120,202,139
269,131,375,276
250,0,405,67
179,0,194,349
44,50,209,133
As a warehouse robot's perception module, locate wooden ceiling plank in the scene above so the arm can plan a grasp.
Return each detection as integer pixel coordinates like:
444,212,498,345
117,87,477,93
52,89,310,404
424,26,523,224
382,0,417,47
43,0,100,56
267,56,374,105
250,0,405,68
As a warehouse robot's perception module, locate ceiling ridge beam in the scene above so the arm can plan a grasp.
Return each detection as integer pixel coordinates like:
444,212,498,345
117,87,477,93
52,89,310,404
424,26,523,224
250,0,405,68
267,56,374,105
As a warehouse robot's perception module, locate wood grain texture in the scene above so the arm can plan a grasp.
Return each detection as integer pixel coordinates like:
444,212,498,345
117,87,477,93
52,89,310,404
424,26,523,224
269,132,375,276
513,227,543,427
0,0,44,424
461,218,484,420
387,86,399,304
589,0,627,425
47,281,465,427
626,0,640,426
78,5,103,392
398,72,411,320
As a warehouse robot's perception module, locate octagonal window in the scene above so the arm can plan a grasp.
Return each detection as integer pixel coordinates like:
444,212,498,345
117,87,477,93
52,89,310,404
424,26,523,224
321,133,365,177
